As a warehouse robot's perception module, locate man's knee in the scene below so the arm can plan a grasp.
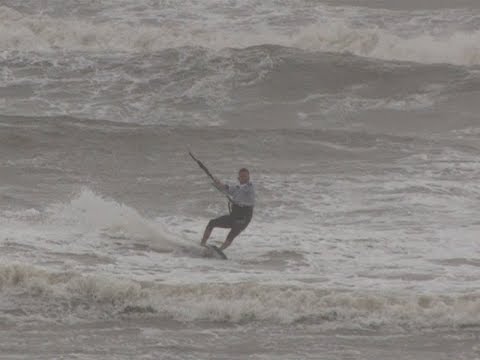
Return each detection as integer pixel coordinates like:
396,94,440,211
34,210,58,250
226,229,240,242
207,219,216,230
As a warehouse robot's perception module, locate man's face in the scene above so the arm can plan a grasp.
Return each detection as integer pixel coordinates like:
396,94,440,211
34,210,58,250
238,170,249,184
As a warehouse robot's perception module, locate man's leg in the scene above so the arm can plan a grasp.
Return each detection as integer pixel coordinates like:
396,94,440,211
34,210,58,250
200,225,213,246
218,222,247,251
201,215,231,246
218,230,238,251
219,216,252,251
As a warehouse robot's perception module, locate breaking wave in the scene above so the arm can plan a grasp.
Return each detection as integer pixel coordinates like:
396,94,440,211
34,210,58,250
1,5,480,65
2,264,480,330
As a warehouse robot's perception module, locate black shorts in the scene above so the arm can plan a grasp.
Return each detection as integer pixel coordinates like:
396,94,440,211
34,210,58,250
208,211,252,239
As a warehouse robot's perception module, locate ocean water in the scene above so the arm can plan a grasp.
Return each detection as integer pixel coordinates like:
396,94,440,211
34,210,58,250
1,1,480,359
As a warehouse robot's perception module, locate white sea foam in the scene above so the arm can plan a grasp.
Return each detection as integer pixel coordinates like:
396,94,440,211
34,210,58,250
1,5,479,65
1,264,480,330
292,22,480,66
45,187,181,252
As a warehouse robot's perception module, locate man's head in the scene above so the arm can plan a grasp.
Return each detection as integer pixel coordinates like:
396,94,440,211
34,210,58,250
238,168,250,184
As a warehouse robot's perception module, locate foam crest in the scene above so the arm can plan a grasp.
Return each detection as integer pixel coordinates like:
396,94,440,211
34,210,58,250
293,22,480,66
1,208,41,221
1,6,479,65
47,188,178,252
0,264,45,289
2,264,480,330
152,284,480,329
0,264,148,318
65,274,146,306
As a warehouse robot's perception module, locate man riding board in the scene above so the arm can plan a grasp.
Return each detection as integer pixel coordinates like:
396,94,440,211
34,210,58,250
200,168,255,251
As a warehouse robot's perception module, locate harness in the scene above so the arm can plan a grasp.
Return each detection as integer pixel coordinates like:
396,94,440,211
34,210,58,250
230,203,253,220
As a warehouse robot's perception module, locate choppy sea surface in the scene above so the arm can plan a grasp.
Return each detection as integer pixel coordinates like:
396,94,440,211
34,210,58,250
1,1,480,359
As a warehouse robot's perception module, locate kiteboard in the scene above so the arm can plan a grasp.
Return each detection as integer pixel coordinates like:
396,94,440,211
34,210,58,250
205,244,228,260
